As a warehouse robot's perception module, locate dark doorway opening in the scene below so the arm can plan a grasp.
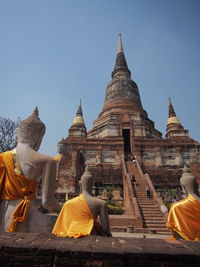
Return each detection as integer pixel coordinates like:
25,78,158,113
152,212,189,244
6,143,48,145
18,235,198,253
123,129,131,159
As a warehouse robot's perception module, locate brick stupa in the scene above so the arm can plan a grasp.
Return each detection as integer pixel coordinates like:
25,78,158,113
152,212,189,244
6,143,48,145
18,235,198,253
57,34,200,198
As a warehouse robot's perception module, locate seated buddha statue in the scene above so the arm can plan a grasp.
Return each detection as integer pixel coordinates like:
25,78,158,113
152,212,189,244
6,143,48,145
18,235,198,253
54,139,66,161
0,107,61,232
167,165,200,241
52,167,112,238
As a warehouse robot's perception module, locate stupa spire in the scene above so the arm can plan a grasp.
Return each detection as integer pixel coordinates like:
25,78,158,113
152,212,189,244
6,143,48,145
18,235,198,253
72,100,85,127
166,98,189,138
117,33,123,53
168,97,176,118
167,98,180,125
69,101,87,137
76,99,83,117
112,33,130,78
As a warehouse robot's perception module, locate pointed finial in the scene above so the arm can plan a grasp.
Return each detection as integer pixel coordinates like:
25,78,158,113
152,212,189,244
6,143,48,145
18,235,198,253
167,97,181,125
117,33,123,53
32,107,39,118
71,100,86,127
168,97,176,118
76,101,83,116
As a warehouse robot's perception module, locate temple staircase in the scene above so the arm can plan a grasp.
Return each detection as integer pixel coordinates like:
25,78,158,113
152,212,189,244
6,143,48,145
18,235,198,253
125,160,169,234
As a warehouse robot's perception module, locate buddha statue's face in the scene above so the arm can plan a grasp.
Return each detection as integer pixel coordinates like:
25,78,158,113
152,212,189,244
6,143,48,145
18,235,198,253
33,132,44,151
57,143,66,154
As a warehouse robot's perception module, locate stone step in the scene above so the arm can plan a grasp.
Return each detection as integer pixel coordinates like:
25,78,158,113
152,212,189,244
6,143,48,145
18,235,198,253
142,213,163,217
138,203,156,205
140,207,159,210
142,216,164,220
145,224,167,228
134,227,170,234
137,198,152,201
142,209,162,212
141,209,162,213
136,196,153,198
139,205,156,208
136,191,152,194
145,220,165,224
136,196,150,198
138,200,156,203
138,204,156,207
137,201,156,205
137,197,154,199
142,214,163,218
143,215,163,220
142,212,163,217
136,197,153,200
138,203,155,207
142,214,162,218
141,208,161,211
139,206,158,209
143,217,164,221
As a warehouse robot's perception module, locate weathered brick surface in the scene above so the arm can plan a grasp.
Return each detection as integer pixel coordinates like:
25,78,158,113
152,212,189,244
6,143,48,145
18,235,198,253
0,233,199,266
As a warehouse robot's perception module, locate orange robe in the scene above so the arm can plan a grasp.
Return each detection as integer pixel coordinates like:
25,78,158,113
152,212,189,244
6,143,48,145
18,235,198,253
0,151,38,232
167,194,200,241
52,194,95,238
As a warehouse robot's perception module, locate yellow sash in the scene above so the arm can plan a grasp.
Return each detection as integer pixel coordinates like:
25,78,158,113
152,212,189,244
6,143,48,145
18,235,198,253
0,151,38,232
167,194,200,241
52,194,94,238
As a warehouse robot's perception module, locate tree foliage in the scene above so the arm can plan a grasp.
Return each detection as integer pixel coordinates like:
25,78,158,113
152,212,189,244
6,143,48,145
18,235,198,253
0,117,20,152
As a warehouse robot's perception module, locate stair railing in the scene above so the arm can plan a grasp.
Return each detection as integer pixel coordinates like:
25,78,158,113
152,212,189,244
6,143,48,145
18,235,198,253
135,157,168,222
144,173,168,222
122,157,143,228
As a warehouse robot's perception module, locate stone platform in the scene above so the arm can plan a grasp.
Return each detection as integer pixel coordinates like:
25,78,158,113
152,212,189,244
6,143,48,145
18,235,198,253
0,233,200,266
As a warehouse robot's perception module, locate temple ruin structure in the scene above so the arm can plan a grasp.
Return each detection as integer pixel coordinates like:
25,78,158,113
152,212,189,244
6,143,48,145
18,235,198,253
55,35,200,231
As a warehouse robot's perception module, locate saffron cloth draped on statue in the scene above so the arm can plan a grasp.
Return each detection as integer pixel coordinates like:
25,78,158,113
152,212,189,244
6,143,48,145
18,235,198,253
0,151,38,232
167,194,200,241
52,194,95,238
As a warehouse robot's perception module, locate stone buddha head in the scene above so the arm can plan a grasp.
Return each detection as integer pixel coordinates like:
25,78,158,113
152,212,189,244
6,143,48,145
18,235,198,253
79,167,94,193
180,164,199,196
57,139,67,154
17,107,46,151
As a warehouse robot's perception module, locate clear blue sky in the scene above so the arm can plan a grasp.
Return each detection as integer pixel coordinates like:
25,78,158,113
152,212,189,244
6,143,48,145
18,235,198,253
0,0,199,155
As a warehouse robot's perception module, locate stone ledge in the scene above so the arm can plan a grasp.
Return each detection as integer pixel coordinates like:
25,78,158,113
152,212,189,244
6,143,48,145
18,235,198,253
0,232,199,266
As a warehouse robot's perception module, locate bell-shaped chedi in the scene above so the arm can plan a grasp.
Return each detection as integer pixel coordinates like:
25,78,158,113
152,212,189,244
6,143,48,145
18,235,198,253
68,101,87,137
103,33,144,115
166,98,189,138
88,34,162,139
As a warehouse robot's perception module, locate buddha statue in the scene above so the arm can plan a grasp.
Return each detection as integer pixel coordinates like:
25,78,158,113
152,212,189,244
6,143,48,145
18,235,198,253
180,165,200,202
0,107,61,232
54,139,66,161
167,165,200,240
52,166,112,238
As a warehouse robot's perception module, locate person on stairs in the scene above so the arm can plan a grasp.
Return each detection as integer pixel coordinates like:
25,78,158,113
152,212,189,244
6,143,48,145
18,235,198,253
146,185,151,199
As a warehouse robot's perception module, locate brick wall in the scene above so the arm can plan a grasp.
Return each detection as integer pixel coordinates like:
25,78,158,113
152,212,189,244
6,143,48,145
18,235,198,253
0,232,199,267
